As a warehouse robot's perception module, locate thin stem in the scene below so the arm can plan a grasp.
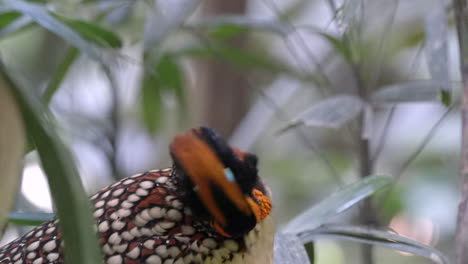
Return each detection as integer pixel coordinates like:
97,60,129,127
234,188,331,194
367,0,399,90
345,4,375,263
326,0,337,13
255,84,342,184
101,66,122,181
356,70,375,264
395,106,453,179
261,0,334,96
262,0,361,167
187,27,342,183
372,43,425,163
371,107,395,164
378,106,453,212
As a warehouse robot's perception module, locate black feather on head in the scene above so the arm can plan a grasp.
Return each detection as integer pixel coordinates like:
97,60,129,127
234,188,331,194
169,127,262,237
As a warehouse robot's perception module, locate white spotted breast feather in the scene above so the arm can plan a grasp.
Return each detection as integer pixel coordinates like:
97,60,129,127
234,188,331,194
0,168,271,264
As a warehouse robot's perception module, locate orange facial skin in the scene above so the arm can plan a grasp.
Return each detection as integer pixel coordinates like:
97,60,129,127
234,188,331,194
247,189,272,222
213,189,272,237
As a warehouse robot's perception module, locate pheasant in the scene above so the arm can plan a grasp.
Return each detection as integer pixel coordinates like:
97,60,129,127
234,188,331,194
0,127,274,264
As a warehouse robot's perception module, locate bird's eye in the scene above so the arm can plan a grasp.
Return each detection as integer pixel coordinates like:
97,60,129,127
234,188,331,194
224,168,236,182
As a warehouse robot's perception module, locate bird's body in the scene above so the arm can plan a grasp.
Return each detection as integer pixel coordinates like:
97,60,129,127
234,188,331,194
0,128,274,264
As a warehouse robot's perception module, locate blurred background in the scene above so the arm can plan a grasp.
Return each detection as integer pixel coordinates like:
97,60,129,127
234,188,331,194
0,0,459,263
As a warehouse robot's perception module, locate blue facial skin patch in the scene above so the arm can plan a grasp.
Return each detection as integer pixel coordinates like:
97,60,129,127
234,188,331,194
224,168,236,182
192,168,235,191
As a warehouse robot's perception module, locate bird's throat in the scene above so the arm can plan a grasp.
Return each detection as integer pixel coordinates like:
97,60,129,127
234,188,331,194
228,215,275,264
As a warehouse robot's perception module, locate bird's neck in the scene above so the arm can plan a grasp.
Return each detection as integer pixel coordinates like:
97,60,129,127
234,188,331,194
228,215,275,264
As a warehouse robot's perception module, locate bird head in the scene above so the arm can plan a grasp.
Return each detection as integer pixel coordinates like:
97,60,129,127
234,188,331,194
170,127,272,238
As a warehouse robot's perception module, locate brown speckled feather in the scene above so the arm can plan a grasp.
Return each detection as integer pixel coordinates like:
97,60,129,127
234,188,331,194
0,168,273,264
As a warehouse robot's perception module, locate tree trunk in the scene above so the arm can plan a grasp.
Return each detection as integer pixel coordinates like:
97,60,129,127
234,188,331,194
190,0,249,138
454,1,468,263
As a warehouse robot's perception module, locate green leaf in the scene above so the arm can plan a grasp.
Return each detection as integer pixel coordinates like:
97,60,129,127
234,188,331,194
274,233,311,264
1,65,102,264
440,90,451,106
319,33,353,62
398,31,425,49
140,68,163,134
278,95,364,134
176,43,297,77
0,11,35,38
4,0,102,60
175,41,322,85
157,55,185,104
208,24,247,40
0,15,33,38
0,82,25,231
182,45,276,69
371,81,443,104
104,0,134,24
140,55,186,133
9,212,54,226
0,11,21,29
143,0,201,54
283,175,392,235
43,47,80,104
298,225,448,264
54,15,122,48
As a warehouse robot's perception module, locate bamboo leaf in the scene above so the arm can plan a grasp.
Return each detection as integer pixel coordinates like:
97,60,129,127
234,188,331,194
1,65,102,264
100,0,135,24
299,225,448,264
274,233,311,264
319,33,352,62
279,95,364,134
9,212,54,226
371,81,442,104
4,0,103,60
440,90,451,107
54,15,122,48
157,55,185,104
143,0,201,53
0,81,25,231
398,31,425,49
0,14,33,37
140,55,186,133
0,11,21,29
283,175,392,235
0,11,35,38
43,47,80,104
207,24,247,40
175,41,322,85
177,44,284,73
140,67,163,134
